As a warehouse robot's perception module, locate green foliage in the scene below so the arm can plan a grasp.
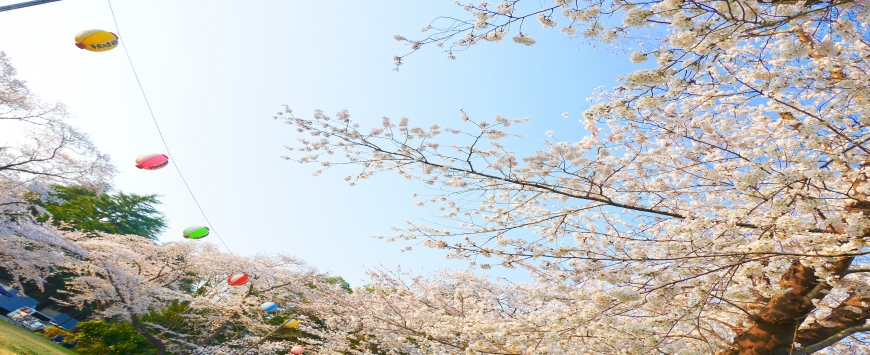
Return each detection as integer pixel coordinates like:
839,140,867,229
40,326,73,340
141,300,194,339
324,276,352,293
72,320,156,355
32,185,166,240
143,301,191,324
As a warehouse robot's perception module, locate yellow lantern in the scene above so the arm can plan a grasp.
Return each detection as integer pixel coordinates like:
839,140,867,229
283,319,299,329
75,29,119,52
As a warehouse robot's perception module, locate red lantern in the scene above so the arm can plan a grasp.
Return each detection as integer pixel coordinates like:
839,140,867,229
290,346,304,354
227,273,249,286
135,153,169,170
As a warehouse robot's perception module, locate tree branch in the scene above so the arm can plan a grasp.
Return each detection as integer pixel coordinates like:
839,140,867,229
794,294,870,353
794,325,870,354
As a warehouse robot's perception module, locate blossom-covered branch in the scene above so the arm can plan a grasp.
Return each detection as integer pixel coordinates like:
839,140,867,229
282,0,870,353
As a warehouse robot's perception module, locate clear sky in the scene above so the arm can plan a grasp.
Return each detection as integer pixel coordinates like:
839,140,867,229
0,0,634,285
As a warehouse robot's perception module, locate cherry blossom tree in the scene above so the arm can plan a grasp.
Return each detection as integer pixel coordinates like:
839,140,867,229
304,267,559,355
0,51,114,187
57,232,197,354
58,234,323,355
179,246,320,351
280,0,870,353
1,51,323,355
1,51,115,290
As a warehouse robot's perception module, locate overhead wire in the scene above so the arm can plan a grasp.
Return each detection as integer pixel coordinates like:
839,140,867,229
106,0,236,257
101,6,306,351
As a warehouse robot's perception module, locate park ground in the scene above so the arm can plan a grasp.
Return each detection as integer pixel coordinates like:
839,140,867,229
0,319,77,355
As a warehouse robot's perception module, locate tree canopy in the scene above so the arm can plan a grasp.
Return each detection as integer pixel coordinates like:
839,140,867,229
5,0,870,354
73,319,157,355
32,185,166,240
280,0,870,354
1,49,113,289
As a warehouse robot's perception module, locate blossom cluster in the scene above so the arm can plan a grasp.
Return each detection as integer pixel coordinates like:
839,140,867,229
285,0,870,352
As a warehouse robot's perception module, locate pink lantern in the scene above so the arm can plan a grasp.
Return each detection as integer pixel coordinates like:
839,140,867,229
227,273,249,286
135,153,169,170
290,346,305,354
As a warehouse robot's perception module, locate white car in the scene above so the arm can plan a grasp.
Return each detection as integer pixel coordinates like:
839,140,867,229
22,318,46,331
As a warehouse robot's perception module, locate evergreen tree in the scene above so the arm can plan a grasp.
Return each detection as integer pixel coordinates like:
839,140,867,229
32,185,166,240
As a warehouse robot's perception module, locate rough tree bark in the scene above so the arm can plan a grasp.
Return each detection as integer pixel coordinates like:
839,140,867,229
720,258,854,354
794,294,870,354
722,149,870,353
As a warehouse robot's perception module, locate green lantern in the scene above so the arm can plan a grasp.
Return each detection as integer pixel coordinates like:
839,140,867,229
183,225,209,239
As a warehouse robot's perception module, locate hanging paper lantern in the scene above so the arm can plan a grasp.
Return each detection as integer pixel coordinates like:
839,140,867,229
227,273,249,286
183,226,209,239
135,153,169,170
290,345,304,354
74,29,119,52
259,302,278,312
282,319,299,329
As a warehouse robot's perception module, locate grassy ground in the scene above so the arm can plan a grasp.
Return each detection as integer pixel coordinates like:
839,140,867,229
0,320,77,355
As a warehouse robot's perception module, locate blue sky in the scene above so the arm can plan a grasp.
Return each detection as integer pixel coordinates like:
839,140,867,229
0,0,635,285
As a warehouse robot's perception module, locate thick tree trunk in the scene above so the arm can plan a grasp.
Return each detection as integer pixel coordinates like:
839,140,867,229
131,313,167,355
793,294,870,353
722,157,870,354
721,258,853,355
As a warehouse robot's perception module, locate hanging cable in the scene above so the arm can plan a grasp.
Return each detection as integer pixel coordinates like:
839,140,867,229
107,0,235,257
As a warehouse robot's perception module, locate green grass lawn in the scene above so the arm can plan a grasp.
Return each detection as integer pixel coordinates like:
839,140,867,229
0,320,78,355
